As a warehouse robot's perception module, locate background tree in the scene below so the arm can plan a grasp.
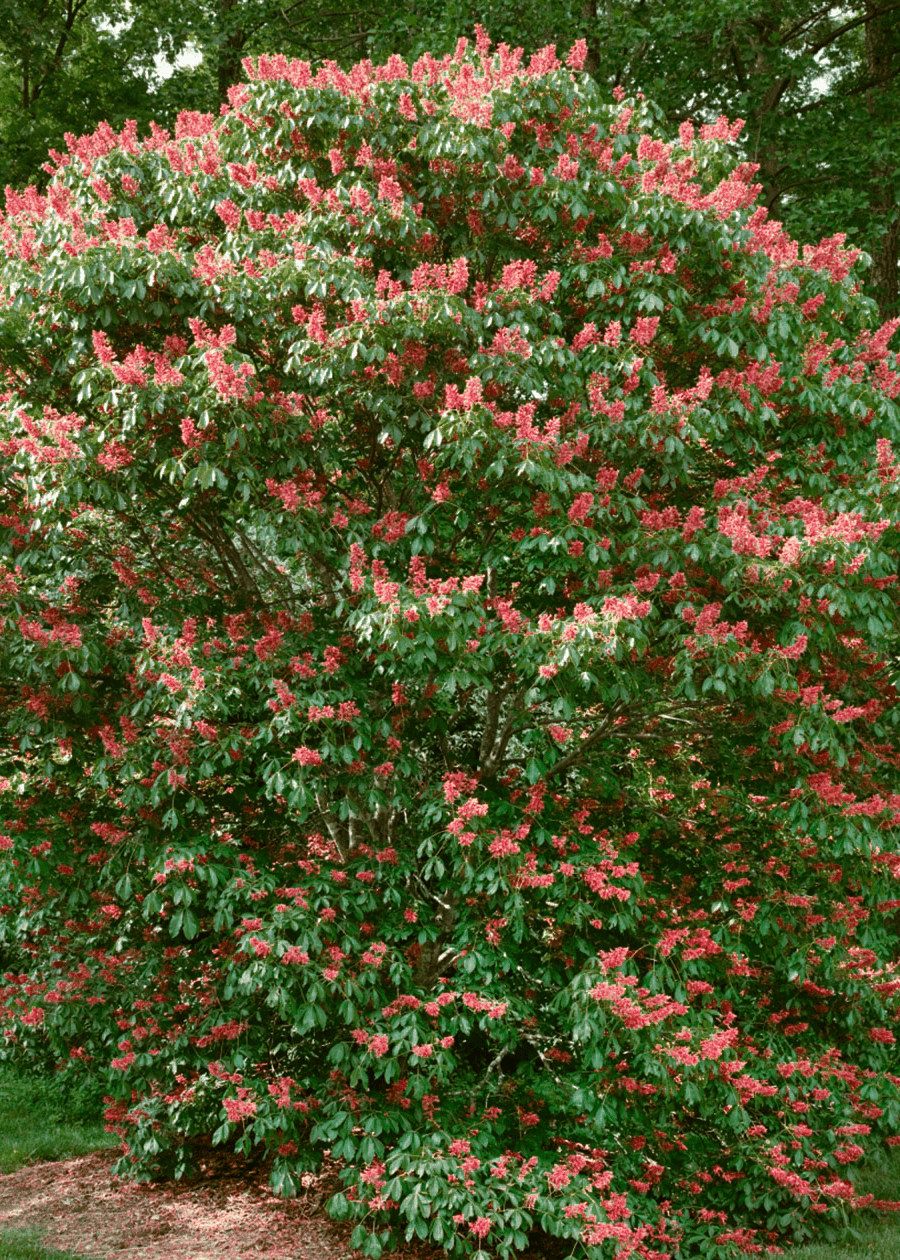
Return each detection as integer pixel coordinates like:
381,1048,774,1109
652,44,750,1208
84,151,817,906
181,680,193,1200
0,35,899,1259
2,3,899,311
576,1,900,315
0,0,162,192
147,0,900,318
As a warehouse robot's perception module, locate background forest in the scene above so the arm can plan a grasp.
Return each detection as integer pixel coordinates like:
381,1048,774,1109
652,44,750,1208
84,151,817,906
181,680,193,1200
1,1,899,316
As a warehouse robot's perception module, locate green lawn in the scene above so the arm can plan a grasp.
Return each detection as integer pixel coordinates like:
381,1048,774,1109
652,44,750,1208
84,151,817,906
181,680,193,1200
0,1229,100,1260
0,1067,109,1260
0,1067,109,1176
781,1148,900,1259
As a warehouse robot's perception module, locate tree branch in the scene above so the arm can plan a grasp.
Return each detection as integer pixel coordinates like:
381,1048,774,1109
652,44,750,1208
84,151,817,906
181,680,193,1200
794,62,900,113
28,0,92,107
803,1,900,57
479,682,527,776
544,702,627,781
777,2,849,47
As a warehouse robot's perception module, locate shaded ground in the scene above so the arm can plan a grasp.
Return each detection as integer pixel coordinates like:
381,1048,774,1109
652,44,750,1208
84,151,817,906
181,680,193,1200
0,1145,444,1260
7,1143,899,1260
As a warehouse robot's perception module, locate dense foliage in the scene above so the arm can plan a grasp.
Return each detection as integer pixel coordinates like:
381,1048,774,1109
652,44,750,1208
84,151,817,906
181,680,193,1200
0,33,899,1259
2,4,899,316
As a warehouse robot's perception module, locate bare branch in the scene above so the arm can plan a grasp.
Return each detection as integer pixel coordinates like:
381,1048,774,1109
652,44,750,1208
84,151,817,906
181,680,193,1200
777,2,848,46
804,1,900,57
414,892,459,989
315,790,350,860
479,682,527,776
28,0,92,106
544,703,627,781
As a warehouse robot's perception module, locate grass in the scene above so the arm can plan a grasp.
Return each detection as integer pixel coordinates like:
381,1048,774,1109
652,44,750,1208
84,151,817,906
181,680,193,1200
0,1066,110,1260
0,1228,100,1260
0,1066,110,1176
781,1148,900,1259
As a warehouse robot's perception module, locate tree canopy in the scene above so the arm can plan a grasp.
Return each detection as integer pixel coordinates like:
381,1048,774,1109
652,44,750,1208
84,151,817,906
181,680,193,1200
1,3,899,313
0,33,899,1259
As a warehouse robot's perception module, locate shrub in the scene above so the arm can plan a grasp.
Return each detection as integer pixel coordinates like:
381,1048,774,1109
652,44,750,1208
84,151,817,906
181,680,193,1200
0,28,899,1259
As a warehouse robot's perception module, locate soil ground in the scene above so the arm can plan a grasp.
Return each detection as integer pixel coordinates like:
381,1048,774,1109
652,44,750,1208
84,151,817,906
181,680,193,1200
0,1145,445,1260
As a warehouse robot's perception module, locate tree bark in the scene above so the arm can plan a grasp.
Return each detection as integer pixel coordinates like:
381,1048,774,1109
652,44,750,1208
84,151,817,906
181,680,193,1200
865,0,900,317
581,0,602,79
216,0,247,106
743,15,793,216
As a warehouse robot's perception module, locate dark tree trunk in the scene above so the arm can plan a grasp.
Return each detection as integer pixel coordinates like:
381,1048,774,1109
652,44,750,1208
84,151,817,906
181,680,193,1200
216,0,248,106
866,1,900,317
581,0,602,79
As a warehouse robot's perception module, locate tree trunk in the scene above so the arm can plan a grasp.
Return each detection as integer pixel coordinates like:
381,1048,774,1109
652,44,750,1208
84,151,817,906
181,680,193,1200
743,16,792,217
866,0,900,317
581,0,602,79
216,0,247,106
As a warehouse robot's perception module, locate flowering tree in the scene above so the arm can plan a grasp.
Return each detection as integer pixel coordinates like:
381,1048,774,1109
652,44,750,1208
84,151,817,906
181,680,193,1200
1,29,899,1260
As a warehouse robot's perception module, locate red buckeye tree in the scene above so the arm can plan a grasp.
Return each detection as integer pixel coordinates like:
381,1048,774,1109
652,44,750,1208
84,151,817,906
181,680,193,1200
0,28,899,1260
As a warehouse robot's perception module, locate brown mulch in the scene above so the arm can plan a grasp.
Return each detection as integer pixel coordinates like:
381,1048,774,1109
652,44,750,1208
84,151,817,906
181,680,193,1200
0,1145,446,1260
